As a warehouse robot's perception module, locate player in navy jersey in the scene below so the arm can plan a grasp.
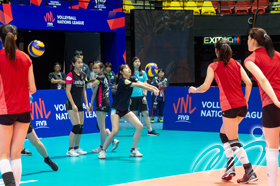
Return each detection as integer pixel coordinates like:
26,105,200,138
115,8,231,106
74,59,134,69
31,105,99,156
98,64,159,159
65,56,90,157
90,62,119,153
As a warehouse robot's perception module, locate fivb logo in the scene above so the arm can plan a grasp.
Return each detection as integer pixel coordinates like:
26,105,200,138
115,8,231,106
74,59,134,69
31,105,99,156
44,11,55,27
173,94,196,123
31,98,51,129
95,0,106,3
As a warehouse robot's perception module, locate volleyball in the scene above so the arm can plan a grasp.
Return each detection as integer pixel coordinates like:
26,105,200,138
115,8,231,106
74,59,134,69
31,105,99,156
145,63,158,77
28,40,45,57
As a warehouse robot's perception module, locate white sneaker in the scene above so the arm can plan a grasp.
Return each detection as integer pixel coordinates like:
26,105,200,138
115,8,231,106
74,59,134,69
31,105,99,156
75,148,87,155
66,149,79,157
112,139,119,151
130,148,143,157
98,150,106,159
92,146,102,153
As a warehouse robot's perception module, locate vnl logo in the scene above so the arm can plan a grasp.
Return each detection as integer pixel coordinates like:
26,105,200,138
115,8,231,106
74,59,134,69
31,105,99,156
192,127,266,172
173,94,196,123
44,11,55,27
31,98,51,129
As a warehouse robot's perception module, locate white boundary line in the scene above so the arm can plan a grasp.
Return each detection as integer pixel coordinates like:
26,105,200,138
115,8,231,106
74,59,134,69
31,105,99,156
111,166,266,186
0,179,38,185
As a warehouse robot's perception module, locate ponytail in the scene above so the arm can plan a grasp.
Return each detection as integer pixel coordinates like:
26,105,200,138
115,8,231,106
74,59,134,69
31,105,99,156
264,34,275,58
214,39,232,66
0,24,17,61
249,27,275,58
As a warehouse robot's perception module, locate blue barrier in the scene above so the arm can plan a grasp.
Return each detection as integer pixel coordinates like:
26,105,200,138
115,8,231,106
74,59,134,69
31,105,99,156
163,87,263,134
32,86,263,138
31,89,112,138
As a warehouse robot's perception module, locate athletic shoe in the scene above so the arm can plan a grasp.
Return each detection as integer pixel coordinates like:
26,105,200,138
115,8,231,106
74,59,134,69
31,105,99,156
148,130,159,136
66,149,79,157
98,150,106,159
75,148,87,155
237,172,258,183
21,148,33,156
150,118,154,123
112,139,119,151
130,148,143,157
92,146,102,153
157,118,163,122
44,158,59,171
222,168,236,181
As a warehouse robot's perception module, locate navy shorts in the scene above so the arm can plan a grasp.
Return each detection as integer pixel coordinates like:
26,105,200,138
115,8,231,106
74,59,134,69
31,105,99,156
130,97,148,112
222,106,247,118
0,112,31,125
262,103,280,128
111,108,130,118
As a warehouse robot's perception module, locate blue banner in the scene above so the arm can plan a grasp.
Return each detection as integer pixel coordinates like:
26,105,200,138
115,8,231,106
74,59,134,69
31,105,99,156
94,0,122,11
163,87,263,134
4,5,124,31
31,88,112,138
0,4,126,73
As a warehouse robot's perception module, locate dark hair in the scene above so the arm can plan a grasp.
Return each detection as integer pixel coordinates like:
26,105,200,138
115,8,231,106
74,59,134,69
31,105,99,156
0,24,18,61
94,61,109,82
54,62,62,68
131,57,143,76
115,64,129,85
249,27,275,58
105,62,112,69
71,56,82,72
74,50,83,57
158,68,164,73
214,39,232,66
88,61,94,66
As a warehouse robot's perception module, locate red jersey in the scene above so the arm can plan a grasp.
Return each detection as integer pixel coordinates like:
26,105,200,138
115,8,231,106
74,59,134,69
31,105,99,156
209,58,247,111
244,47,280,107
0,49,32,115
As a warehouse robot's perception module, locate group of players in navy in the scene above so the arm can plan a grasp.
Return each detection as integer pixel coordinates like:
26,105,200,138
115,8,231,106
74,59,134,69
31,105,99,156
64,53,159,159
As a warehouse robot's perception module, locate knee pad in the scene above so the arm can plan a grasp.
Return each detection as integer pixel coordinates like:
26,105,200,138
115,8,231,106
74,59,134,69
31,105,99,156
72,125,81,134
220,133,229,144
78,125,84,134
229,139,242,148
27,124,33,134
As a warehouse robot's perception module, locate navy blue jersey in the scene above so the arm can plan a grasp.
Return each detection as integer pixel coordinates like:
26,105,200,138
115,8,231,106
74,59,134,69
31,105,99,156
65,71,86,108
111,76,138,111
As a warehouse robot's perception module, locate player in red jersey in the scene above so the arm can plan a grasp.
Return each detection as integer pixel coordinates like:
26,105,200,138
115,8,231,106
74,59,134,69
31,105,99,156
189,39,257,183
244,27,280,186
0,24,36,186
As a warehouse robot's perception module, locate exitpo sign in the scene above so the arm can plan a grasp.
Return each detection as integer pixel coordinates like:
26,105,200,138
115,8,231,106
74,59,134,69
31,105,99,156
203,36,241,45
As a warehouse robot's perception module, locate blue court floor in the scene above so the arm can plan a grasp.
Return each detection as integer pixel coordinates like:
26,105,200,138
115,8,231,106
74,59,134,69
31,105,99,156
0,123,268,186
